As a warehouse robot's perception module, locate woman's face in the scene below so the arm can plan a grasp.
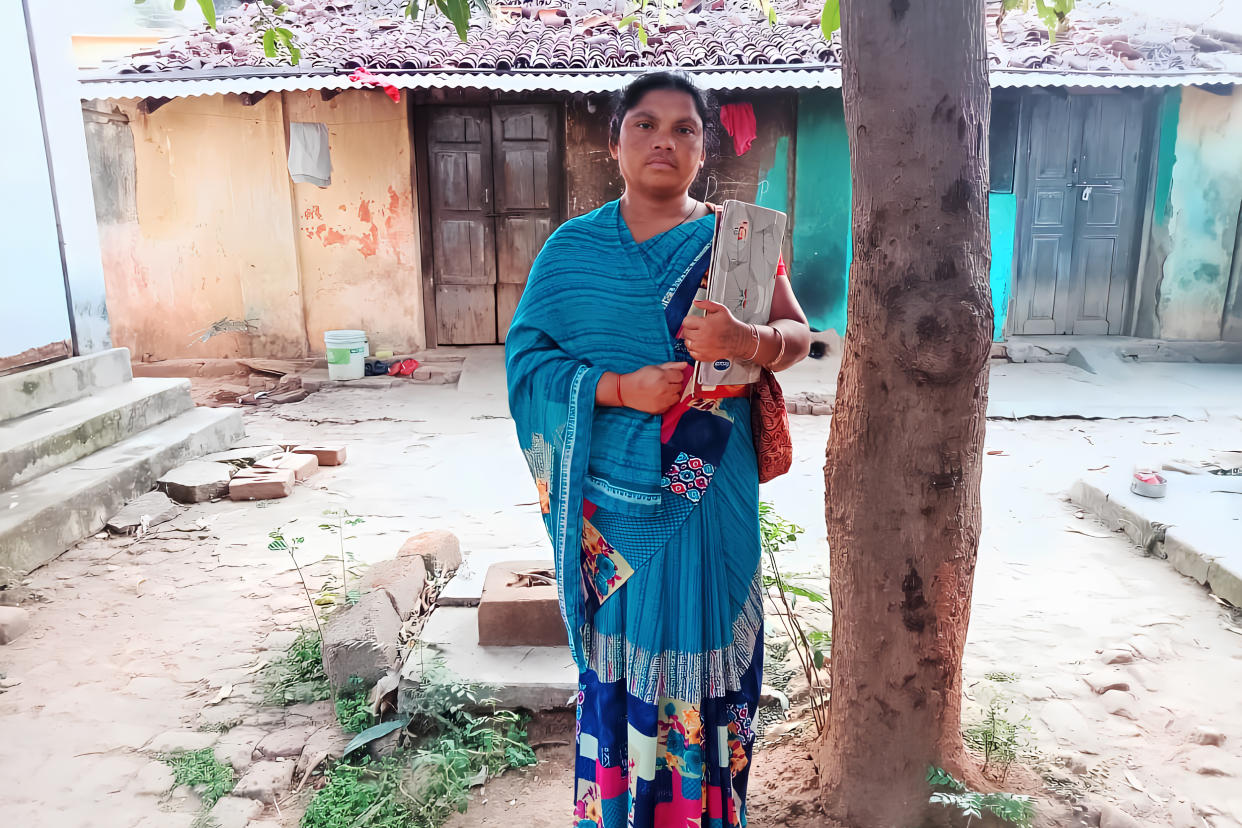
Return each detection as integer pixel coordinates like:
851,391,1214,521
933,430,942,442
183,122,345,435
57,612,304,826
610,88,707,200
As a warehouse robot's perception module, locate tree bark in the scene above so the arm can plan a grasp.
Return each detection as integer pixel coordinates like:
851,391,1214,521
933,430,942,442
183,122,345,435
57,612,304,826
819,0,993,825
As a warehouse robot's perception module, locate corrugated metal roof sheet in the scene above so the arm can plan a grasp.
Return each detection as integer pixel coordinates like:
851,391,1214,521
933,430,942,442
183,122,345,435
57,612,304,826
78,0,1242,97
81,66,1242,100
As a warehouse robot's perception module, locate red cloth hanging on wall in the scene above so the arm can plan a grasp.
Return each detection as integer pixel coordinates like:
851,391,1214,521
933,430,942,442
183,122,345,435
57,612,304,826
720,102,758,156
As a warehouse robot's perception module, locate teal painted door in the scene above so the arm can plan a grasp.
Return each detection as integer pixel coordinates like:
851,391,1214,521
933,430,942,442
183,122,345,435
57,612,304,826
1012,93,1147,335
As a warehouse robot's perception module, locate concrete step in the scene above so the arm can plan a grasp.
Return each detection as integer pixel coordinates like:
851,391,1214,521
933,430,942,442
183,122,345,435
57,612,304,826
0,348,132,422
0,406,244,574
0,377,194,492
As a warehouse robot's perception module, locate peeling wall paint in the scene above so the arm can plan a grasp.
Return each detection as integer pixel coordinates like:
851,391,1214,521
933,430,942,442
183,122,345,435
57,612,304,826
1154,87,1242,340
88,89,422,361
285,91,423,355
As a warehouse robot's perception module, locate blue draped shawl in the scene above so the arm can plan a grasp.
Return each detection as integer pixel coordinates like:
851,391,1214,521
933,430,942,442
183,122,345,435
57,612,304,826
506,200,761,701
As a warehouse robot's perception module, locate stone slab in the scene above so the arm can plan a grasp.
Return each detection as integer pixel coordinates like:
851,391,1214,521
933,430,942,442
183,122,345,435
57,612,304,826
400,606,576,713
0,606,31,645
232,760,294,805
359,556,427,621
0,347,132,422
322,589,402,691
157,460,235,503
436,548,526,607
106,490,179,534
0,376,192,491
1072,472,1242,607
205,796,264,828
477,561,563,647
399,529,462,577
0,406,244,574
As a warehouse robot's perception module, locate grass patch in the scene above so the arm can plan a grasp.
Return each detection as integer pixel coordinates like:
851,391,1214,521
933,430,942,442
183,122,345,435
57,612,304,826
162,748,235,812
301,672,537,828
262,628,332,706
336,688,377,734
302,756,410,828
985,670,1020,684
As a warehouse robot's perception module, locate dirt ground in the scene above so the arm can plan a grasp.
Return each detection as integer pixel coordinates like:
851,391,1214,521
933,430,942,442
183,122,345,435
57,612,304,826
2,374,1241,827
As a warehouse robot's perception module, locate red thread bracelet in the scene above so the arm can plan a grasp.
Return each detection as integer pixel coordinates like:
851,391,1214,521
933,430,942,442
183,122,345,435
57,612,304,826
616,374,627,408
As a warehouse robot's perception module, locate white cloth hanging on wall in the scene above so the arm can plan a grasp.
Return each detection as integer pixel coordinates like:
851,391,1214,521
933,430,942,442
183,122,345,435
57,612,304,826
288,122,331,187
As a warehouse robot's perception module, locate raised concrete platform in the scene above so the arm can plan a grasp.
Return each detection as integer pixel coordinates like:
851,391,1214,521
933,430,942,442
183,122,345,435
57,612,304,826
398,606,576,714
0,348,132,421
1071,470,1242,607
0,377,193,490
0,406,243,573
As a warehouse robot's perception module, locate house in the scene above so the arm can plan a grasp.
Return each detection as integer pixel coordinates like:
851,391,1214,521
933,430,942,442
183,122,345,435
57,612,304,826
76,0,1242,362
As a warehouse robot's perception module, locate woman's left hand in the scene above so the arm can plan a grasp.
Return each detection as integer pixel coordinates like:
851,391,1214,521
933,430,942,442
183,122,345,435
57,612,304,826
682,300,749,363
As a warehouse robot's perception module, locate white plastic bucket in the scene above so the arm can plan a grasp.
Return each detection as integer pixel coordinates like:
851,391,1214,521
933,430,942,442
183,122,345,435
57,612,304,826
324,330,368,380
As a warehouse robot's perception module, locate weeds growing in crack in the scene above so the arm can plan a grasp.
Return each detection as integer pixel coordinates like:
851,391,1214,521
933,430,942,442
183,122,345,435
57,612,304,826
301,669,537,828
161,748,236,824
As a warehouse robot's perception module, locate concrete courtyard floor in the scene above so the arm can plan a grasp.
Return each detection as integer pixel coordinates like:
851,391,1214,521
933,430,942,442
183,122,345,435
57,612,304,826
1,352,1241,827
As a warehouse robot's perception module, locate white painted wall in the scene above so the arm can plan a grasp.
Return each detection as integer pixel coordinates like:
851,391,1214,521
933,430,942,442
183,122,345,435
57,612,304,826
26,0,112,354
0,0,72,363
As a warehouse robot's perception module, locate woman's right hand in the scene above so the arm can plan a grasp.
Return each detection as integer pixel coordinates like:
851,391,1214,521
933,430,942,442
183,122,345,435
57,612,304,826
620,363,685,414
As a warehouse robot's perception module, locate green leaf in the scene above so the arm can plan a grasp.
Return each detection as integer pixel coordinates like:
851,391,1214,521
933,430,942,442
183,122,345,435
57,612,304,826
342,716,412,758
196,0,216,28
618,14,638,27
767,5,777,25
812,649,825,670
262,29,278,58
405,0,420,19
275,3,289,13
781,583,827,603
820,0,840,38
173,0,186,10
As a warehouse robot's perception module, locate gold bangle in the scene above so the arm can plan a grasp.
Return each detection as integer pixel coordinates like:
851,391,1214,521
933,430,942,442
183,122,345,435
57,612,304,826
746,324,761,362
771,325,786,366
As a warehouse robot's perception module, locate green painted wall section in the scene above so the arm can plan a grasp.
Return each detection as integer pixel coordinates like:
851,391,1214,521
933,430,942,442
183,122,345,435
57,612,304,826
1152,88,1181,228
791,91,1018,340
756,135,789,214
792,90,852,334
988,193,1017,341
1157,87,1242,339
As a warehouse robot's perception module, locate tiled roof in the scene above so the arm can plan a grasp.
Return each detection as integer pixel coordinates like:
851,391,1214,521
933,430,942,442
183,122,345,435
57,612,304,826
88,0,1242,82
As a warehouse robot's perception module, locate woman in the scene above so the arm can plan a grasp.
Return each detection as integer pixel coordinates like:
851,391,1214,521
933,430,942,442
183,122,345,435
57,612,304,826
506,71,811,827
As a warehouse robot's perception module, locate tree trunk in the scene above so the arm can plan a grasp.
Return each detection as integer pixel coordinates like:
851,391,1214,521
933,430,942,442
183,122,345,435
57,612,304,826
819,0,993,825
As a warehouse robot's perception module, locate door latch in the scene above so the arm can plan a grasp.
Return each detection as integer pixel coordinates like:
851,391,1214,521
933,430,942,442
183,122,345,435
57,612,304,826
1080,185,1093,202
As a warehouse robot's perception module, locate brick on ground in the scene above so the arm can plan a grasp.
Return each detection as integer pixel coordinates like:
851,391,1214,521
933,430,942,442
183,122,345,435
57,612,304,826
256,452,318,481
228,467,295,501
292,444,347,466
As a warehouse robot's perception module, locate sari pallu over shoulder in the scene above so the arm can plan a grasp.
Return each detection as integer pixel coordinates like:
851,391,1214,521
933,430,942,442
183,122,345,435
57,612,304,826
506,201,731,678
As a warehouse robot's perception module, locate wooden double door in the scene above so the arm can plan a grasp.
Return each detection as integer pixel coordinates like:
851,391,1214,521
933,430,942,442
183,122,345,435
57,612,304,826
1011,93,1149,335
426,104,562,344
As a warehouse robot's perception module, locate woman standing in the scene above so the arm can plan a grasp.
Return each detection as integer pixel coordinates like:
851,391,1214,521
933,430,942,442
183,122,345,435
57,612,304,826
506,71,811,827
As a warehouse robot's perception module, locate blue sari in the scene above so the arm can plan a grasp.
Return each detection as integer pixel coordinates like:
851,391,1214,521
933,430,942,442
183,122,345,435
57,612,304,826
506,200,762,828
